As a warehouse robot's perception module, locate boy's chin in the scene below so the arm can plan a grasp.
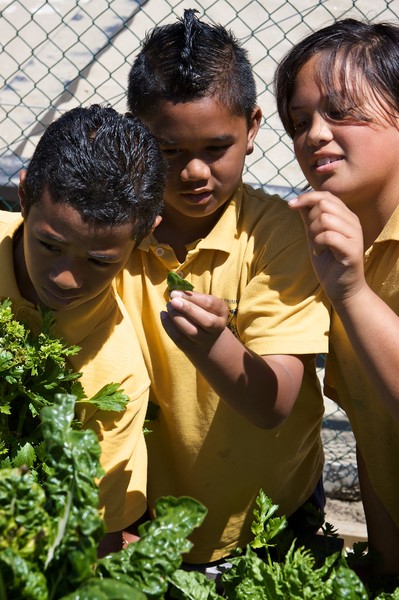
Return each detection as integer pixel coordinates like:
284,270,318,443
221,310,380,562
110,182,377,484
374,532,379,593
39,288,83,311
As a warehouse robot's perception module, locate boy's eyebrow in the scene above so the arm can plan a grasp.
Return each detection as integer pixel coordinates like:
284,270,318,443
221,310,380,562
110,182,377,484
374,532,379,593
38,230,66,244
157,134,237,145
87,250,124,261
208,134,237,143
38,231,125,261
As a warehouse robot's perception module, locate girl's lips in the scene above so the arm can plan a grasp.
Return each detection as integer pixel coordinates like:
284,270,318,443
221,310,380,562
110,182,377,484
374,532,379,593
314,156,344,173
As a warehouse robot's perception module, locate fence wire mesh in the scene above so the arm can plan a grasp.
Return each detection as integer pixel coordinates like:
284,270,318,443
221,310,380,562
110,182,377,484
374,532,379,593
2,0,392,499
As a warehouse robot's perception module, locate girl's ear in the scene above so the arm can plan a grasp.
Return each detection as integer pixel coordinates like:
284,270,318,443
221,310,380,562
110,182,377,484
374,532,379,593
246,105,262,156
18,170,27,216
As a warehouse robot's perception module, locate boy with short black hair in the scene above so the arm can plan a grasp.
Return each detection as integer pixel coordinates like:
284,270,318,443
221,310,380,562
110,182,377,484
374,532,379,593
1,104,165,554
119,10,330,568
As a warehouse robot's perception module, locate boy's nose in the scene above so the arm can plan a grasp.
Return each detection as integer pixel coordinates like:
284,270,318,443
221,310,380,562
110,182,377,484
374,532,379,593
180,158,211,181
49,268,83,290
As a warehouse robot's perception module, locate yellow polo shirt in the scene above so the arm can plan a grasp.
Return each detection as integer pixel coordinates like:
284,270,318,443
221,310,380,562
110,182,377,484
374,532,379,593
325,203,399,529
118,182,330,562
0,211,149,532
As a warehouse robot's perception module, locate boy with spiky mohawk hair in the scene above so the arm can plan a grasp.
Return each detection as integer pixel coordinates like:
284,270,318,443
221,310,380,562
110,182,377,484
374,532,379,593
2,104,164,555
119,10,330,571
128,10,257,123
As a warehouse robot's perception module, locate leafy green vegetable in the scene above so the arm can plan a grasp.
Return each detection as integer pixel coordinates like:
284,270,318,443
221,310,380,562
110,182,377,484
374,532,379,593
375,591,399,600
97,496,207,596
169,569,221,599
2,299,399,599
0,300,80,443
0,299,129,475
219,495,369,600
79,382,130,414
0,394,104,599
167,272,194,292
40,395,104,595
0,466,51,562
0,297,213,599
60,578,147,599
0,547,48,600
250,489,287,552
0,395,209,599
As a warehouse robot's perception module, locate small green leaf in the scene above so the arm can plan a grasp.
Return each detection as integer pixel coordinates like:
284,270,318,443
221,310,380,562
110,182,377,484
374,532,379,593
13,443,37,469
250,489,287,550
79,383,129,412
167,272,194,292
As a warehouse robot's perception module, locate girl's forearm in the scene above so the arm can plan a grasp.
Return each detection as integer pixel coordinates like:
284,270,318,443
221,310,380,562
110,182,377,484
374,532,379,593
333,284,399,421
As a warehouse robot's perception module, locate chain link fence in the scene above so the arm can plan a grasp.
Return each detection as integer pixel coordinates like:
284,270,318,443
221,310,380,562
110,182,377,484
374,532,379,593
2,0,394,499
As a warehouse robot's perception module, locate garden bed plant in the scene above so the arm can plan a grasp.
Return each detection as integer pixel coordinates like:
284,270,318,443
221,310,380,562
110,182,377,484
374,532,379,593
1,299,399,599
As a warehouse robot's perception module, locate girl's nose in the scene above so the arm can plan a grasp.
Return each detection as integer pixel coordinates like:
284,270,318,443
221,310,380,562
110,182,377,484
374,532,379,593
307,114,333,146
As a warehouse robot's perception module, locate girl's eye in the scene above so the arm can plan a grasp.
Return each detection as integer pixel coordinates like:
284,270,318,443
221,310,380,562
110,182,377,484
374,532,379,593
325,99,359,122
326,108,347,121
292,119,308,133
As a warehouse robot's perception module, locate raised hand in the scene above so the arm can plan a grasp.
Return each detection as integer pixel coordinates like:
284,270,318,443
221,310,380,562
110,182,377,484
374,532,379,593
161,290,229,355
289,191,365,307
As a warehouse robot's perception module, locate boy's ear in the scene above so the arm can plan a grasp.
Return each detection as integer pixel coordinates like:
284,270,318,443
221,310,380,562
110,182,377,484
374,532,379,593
144,215,162,240
246,105,262,156
18,170,27,216
152,215,162,232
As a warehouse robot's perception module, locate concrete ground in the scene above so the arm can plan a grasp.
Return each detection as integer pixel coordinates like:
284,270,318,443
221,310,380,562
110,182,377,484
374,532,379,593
318,363,367,546
324,498,367,547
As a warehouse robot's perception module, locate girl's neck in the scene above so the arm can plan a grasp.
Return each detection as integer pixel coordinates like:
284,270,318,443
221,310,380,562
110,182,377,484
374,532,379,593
354,195,397,251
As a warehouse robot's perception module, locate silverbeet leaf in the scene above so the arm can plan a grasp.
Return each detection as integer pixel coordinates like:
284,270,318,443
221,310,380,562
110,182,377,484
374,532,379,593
0,394,210,599
0,394,104,599
60,577,147,599
97,495,208,597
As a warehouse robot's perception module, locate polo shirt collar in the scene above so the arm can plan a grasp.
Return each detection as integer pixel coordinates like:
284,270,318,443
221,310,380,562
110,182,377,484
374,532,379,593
375,202,399,243
1,214,25,301
197,182,243,253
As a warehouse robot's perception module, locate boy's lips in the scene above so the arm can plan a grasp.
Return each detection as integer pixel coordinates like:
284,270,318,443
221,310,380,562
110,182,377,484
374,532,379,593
180,190,213,204
44,288,81,306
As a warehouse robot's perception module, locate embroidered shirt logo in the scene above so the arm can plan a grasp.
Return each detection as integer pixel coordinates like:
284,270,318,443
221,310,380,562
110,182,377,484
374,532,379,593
224,299,239,339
